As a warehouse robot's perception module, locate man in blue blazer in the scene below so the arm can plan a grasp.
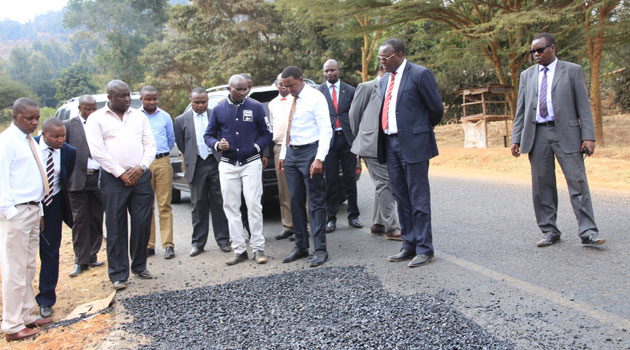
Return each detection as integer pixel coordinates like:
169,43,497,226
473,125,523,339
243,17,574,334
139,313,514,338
34,117,76,317
376,39,444,267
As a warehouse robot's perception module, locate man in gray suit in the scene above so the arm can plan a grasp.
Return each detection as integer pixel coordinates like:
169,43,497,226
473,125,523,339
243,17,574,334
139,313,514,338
511,32,605,248
349,66,401,240
174,87,230,256
64,95,104,277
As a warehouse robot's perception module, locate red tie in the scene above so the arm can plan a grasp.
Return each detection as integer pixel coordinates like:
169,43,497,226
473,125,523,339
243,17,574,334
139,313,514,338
281,97,286,101
381,72,396,132
332,85,340,128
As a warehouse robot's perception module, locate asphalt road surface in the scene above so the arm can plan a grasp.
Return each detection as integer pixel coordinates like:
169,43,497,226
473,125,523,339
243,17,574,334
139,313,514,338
100,168,630,349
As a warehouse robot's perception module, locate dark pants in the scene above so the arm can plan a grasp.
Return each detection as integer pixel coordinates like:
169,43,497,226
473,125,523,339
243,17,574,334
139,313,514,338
100,170,153,283
190,156,230,249
68,172,103,265
325,132,359,222
284,143,327,252
36,193,63,308
386,136,433,256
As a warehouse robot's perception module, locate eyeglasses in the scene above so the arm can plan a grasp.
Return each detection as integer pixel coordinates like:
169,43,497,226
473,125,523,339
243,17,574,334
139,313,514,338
377,53,397,62
529,44,553,55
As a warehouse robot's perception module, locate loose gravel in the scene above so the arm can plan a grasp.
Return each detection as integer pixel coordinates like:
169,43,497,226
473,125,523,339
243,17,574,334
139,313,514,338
121,266,513,349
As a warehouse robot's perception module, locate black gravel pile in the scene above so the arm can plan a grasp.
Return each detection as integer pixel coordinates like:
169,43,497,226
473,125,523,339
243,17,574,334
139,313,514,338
121,266,513,349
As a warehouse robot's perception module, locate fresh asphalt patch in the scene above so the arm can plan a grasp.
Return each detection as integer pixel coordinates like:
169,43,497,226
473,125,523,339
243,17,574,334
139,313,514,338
121,266,513,349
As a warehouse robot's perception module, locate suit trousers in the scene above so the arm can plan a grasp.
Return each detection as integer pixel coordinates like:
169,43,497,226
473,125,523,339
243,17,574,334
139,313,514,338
325,132,359,221
148,156,174,249
190,156,230,249
69,172,103,265
36,193,64,308
219,161,265,254
274,144,309,232
0,203,40,334
385,136,434,256
284,143,327,252
363,157,399,232
528,125,598,237
100,170,153,283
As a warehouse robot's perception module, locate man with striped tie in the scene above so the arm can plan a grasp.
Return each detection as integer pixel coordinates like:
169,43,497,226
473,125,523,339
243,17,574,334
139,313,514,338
34,117,76,318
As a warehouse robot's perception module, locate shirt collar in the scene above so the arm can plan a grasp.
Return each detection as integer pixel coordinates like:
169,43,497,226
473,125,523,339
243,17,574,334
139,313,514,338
141,107,161,117
326,80,339,90
79,116,88,124
9,122,28,139
104,103,132,117
226,96,244,107
38,136,57,151
194,110,207,118
540,58,558,72
395,59,407,76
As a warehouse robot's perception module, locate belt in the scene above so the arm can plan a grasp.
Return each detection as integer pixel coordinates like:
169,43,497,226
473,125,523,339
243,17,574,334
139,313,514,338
536,121,555,126
288,141,318,150
17,201,40,206
155,152,169,159
86,169,99,175
334,130,344,135
386,133,398,138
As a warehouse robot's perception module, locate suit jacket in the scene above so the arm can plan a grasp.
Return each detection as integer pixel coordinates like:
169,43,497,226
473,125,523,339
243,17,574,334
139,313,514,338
349,77,381,158
174,109,222,183
377,61,444,164
511,59,595,154
34,136,76,227
317,81,356,146
64,117,92,192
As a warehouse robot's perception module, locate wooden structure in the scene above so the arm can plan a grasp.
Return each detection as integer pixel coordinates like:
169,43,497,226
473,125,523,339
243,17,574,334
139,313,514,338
456,84,513,148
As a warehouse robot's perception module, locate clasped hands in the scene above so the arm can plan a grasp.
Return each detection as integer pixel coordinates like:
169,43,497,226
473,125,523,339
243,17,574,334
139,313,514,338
120,166,144,186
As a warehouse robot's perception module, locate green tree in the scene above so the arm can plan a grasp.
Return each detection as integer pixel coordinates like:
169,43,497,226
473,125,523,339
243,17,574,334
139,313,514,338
55,63,99,102
0,75,36,110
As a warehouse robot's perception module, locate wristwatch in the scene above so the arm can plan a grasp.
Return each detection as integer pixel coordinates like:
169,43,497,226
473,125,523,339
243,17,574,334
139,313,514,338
141,165,148,172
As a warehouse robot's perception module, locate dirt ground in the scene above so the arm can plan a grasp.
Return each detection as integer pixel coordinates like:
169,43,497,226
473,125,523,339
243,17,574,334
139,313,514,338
0,113,628,349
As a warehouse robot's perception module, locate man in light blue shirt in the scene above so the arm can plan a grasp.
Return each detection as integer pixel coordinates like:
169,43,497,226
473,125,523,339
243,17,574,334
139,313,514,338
140,86,176,259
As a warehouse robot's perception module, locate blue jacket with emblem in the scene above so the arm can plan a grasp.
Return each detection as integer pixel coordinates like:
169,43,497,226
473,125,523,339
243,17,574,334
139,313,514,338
204,97,272,166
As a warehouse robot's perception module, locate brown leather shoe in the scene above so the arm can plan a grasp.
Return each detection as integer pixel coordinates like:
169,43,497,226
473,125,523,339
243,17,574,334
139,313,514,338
5,327,40,341
26,317,53,328
370,224,385,235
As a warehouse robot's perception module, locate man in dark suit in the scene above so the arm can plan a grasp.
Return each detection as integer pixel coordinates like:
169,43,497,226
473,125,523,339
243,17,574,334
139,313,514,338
317,59,361,233
174,87,230,256
34,117,76,317
511,32,604,248
377,39,444,268
64,95,105,278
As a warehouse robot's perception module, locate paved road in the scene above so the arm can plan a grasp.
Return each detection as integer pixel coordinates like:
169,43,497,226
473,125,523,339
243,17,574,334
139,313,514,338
102,169,630,349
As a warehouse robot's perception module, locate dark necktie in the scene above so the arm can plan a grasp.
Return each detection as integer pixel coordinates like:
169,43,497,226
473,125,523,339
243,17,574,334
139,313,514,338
381,72,396,132
539,66,548,118
43,147,55,206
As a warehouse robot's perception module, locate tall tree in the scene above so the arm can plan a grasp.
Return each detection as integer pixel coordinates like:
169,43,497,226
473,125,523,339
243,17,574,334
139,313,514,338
63,0,169,86
55,63,99,102
0,75,36,110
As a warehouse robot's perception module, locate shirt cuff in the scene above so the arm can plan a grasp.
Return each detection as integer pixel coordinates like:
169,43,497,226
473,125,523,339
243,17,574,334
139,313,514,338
112,166,127,178
214,142,220,152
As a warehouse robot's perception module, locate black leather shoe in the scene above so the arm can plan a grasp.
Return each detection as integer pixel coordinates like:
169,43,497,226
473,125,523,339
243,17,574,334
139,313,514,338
325,220,336,233
581,234,606,246
408,254,435,267
275,230,294,240
309,251,328,267
370,224,386,235
112,281,127,290
387,249,415,262
132,269,153,279
89,260,105,267
219,244,232,253
537,233,560,247
282,248,309,263
39,306,53,318
348,218,363,229
190,246,204,257
68,264,89,277
164,246,175,259
147,248,155,256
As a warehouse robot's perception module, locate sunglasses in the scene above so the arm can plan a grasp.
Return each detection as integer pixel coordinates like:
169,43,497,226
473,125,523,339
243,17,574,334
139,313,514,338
529,44,553,55
377,53,397,62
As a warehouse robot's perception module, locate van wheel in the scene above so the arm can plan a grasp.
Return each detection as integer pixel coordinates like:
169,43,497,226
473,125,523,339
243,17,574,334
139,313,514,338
171,189,181,204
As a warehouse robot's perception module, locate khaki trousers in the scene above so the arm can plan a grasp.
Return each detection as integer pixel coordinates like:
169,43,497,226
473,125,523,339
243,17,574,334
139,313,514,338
0,204,40,334
148,156,174,249
274,144,293,231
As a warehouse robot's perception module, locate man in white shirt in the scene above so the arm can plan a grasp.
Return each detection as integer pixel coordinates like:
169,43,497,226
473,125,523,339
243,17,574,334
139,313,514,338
277,66,333,267
0,98,53,341
86,80,157,290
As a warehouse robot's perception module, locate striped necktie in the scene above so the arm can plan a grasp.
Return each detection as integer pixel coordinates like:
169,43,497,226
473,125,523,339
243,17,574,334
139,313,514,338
381,72,396,132
43,147,55,206
539,66,549,118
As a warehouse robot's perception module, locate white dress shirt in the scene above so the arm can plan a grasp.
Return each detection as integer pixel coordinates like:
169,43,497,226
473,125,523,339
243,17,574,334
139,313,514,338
268,94,291,144
385,59,408,135
0,123,45,219
536,58,557,123
85,105,157,178
194,111,213,159
38,137,61,197
279,84,332,161
79,116,101,170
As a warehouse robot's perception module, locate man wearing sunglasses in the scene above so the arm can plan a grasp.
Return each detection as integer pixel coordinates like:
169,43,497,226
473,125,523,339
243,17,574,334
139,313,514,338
511,32,604,248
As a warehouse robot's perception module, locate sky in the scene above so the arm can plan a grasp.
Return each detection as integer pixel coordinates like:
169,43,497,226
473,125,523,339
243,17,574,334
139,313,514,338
0,0,68,23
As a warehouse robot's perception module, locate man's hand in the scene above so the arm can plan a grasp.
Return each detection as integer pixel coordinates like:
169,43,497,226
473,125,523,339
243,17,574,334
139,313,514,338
40,216,44,232
127,165,144,184
581,140,595,156
277,159,284,175
218,138,230,151
262,157,269,169
310,159,323,178
510,143,520,158
119,171,132,185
